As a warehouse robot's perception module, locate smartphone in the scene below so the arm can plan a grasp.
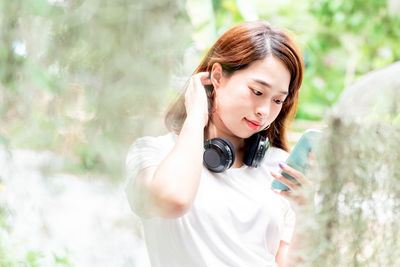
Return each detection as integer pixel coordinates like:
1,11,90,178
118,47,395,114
271,129,322,191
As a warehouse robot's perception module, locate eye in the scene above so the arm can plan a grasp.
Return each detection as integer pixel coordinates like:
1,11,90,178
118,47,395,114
251,88,262,96
274,99,285,105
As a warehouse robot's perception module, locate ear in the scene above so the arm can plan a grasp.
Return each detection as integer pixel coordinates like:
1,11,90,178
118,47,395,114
210,63,223,89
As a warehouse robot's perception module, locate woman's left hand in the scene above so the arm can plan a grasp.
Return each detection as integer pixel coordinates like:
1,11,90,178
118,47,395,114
270,152,315,206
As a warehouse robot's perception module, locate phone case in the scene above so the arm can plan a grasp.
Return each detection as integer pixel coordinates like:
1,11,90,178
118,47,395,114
271,129,322,191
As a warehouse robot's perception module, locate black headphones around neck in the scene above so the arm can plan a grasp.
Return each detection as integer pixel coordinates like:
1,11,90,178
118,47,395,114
203,133,269,173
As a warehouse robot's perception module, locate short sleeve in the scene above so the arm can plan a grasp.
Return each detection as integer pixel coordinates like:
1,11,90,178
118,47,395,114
281,204,296,243
124,133,176,215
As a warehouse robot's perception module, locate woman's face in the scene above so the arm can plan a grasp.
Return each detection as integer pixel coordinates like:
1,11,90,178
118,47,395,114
212,55,291,139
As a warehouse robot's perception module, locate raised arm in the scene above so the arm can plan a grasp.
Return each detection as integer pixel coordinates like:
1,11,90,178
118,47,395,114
129,72,211,218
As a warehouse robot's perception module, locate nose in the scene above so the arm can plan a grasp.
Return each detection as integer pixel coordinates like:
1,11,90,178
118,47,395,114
256,101,270,119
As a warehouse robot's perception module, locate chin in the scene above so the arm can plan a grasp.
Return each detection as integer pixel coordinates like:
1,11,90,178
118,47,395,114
222,120,257,139
232,130,255,139
225,126,255,139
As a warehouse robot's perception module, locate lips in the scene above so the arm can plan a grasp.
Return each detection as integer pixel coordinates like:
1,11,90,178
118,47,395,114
245,118,261,130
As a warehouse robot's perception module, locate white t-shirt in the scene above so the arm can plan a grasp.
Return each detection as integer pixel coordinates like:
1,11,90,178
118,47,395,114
125,132,295,267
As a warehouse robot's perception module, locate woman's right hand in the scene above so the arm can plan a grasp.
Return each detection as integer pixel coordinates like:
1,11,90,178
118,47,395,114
184,72,212,127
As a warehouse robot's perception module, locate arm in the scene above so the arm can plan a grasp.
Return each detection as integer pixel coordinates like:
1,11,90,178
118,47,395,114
128,72,211,219
275,224,302,267
145,114,206,218
271,161,313,266
275,240,290,267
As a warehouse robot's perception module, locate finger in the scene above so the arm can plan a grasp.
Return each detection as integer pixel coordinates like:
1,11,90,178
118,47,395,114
185,78,194,96
271,171,300,191
193,72,211,85
192,73,208,91
273,189,307,206
194,71,209,77
272,188,292,199
278,163,309,185
308,150,317,173
279,162,311,186
308,150,315,161
277,190,292,199
200,72,213,85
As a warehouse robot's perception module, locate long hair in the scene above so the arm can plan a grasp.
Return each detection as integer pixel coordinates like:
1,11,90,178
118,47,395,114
165,20,304,152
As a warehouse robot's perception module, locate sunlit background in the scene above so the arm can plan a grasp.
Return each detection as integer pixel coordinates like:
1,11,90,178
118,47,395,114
1,0,399,266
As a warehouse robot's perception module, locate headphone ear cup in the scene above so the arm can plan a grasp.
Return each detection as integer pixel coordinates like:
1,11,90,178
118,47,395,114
203,137,235,172
244,134,269,167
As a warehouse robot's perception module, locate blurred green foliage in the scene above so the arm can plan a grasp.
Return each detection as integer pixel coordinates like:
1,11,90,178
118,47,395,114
0,0,191,179
301,0,400,119
202,0,400,120
0,0,399,179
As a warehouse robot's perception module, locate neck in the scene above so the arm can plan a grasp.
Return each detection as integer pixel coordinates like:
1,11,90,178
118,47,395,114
205,114,246,168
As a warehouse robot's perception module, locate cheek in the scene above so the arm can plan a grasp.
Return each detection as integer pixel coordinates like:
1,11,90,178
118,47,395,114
216,96,246,124
214,83,249,117
271,105,283,119
216,89,241,112
218,98,238,116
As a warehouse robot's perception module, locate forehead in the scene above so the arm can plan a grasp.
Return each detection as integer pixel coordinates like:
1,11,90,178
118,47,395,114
233,56,291,93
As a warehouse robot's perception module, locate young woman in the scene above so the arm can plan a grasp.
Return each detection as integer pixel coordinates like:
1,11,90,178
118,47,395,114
125,20,306,267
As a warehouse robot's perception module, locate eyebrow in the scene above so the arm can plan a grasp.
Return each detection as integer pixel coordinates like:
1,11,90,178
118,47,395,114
252,78,289,95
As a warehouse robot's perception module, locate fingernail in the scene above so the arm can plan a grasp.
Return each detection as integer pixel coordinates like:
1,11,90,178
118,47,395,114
279,162,285,169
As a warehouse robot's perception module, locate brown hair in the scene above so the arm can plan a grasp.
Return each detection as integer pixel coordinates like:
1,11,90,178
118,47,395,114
165,20,304,152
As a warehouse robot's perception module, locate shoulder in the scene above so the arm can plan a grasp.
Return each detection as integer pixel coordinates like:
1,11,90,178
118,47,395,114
125,132,177,170
129,132,177,148
266,146,289,159
127,132,177,155
258,146,289,183
263,146,289,168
